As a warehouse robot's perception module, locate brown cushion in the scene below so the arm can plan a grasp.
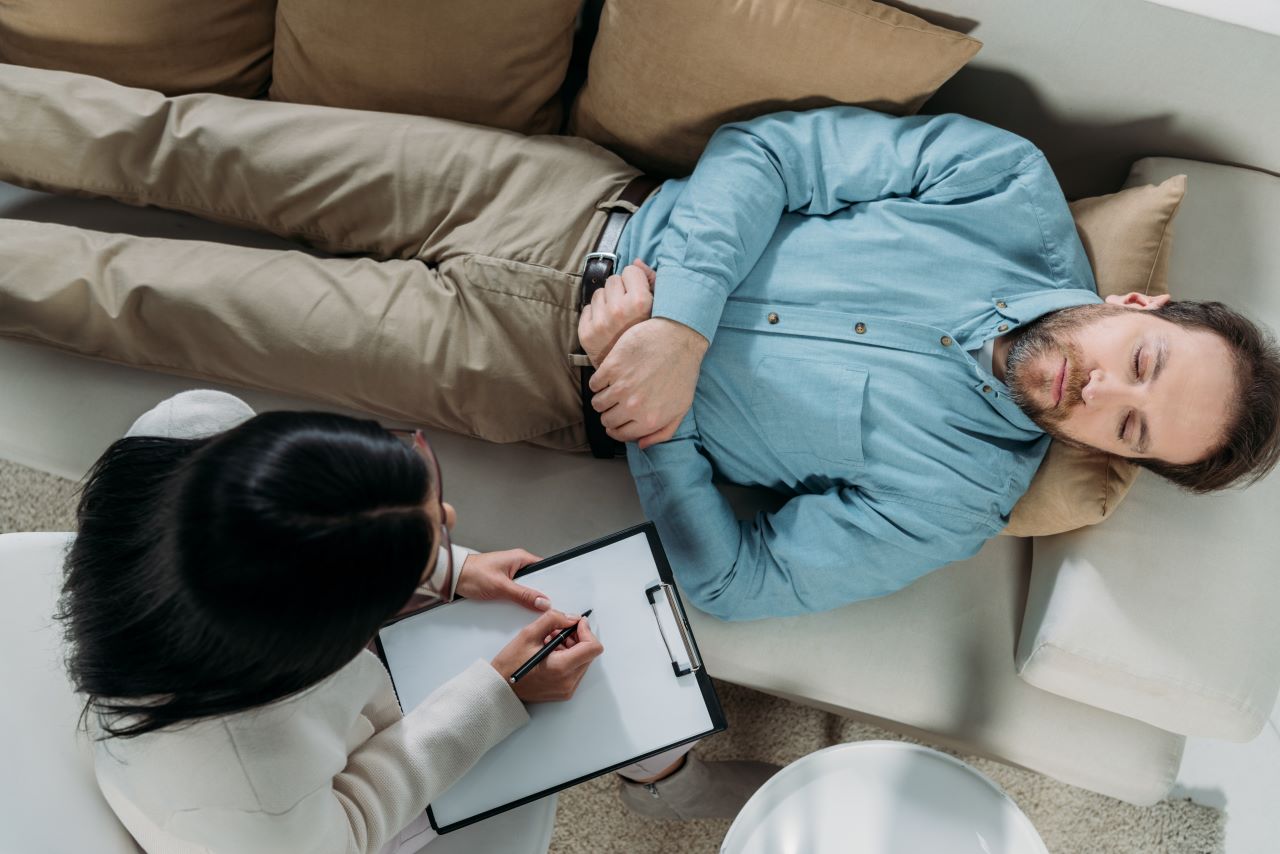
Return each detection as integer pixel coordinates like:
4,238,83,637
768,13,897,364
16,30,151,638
269,0,579,134
0,0,274,97
569,0,981,177
1003,175,1187,537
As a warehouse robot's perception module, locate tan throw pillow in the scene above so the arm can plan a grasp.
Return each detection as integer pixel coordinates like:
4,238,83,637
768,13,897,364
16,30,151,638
0,0,274,98
269,0,579,134
1003,175,1187,537
569,0,981,177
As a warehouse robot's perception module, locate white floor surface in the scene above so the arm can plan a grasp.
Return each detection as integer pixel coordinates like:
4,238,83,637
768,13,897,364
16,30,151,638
1170,703,1280,853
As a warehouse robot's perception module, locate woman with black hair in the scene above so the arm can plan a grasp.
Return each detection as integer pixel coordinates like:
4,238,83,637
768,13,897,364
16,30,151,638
60,390,603,853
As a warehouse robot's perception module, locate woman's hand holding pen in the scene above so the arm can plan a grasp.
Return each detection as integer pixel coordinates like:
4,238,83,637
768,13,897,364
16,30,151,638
491,610,603,703
460,551,602,701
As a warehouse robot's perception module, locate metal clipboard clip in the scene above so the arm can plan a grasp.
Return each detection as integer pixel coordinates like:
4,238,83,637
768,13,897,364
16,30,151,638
646,583,702,677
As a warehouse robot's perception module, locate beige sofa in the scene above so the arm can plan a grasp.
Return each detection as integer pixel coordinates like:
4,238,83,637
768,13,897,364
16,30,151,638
1,3,1278,850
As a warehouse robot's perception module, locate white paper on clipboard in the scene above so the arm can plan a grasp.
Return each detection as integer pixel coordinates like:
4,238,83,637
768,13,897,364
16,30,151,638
377,527,721,832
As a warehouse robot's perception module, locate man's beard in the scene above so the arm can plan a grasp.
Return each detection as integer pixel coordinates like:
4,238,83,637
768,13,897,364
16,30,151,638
1004,303,1127,442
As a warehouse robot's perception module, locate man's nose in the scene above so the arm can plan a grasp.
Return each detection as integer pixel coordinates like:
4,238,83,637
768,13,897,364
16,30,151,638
1081,368,1141,406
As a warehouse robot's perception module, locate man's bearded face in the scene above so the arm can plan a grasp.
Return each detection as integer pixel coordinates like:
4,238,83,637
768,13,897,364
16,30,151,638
1003,302,1233,465
1004,304,1112,439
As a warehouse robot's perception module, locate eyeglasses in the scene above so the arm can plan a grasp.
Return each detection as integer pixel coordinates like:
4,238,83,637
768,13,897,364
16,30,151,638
387,428,453,606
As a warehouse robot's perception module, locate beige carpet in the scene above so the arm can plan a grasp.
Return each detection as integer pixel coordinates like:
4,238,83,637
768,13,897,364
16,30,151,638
1,457,1225,854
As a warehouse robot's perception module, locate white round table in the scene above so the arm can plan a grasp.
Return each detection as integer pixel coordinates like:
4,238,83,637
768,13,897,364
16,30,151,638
720,742,1049,854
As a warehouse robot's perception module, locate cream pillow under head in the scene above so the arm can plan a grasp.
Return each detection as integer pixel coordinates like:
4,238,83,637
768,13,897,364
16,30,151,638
1003,175,1187,537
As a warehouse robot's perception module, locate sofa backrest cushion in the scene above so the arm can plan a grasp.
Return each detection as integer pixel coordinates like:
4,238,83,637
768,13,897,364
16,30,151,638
0,0,275,97
568,0,982,177
269,0,580,134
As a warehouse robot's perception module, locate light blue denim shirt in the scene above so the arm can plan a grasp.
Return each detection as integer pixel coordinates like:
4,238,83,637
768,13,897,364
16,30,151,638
616,107,1101,621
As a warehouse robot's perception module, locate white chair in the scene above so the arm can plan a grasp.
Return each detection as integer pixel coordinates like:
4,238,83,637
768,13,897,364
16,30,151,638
0,532,141,853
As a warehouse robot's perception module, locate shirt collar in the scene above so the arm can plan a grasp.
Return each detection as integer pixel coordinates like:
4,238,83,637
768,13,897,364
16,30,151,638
993,288,1102,324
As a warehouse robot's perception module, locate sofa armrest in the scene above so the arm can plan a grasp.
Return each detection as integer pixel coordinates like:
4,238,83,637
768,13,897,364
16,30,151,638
1017,159,1280,742
1017,493,1279,740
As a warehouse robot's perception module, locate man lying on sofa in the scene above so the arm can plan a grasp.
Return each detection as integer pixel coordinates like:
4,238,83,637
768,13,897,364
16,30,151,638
575,110,1280,621
2,67,1279,628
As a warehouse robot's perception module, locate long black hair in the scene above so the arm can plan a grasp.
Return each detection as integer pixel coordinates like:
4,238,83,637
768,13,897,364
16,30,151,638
59,411,435,738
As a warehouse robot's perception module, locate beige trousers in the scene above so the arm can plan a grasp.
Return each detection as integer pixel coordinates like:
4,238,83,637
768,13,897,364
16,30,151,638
0,64,642,449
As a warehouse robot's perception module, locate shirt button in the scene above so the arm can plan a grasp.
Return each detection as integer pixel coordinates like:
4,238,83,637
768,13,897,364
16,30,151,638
855,322,867,334
982,385,993,394
767,312,780,324
998,323,1009,333
996,300,1007,309
940,335,953,347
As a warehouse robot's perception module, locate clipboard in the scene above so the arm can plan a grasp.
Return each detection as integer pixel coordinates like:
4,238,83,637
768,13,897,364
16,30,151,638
374,523,727,834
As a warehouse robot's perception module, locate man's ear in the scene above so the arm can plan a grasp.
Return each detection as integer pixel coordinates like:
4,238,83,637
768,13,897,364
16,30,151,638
1103,292,1172,310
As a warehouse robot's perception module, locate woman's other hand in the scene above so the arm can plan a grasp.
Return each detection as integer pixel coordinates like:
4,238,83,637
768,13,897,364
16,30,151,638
490,610,604,703
455,549,549,611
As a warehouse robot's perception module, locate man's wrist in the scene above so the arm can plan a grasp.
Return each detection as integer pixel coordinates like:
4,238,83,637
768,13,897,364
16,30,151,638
653,316,710,356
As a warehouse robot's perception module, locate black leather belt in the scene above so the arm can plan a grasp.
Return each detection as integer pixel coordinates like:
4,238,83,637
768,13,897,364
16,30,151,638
578,174,662,459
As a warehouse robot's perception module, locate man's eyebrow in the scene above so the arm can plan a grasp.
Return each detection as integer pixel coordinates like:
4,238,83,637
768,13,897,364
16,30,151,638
1152,337,1169,384
1132,338,1167,455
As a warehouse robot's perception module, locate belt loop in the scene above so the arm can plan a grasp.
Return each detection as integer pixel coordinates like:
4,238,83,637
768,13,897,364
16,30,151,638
596,198,642,215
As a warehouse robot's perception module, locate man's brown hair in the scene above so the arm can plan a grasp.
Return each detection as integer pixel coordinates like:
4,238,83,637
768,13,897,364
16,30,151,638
1137,301,1280,492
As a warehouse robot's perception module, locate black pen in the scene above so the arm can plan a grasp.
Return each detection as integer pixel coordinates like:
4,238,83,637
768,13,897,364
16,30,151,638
509,609,593,684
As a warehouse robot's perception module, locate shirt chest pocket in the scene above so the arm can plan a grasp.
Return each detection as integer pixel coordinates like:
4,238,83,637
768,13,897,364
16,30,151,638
750,357,867,468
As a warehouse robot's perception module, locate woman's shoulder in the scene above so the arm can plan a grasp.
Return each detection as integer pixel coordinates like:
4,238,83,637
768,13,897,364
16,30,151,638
95,650,393,815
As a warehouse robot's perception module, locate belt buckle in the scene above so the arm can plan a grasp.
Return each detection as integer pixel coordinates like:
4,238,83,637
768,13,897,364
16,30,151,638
582,251,618,274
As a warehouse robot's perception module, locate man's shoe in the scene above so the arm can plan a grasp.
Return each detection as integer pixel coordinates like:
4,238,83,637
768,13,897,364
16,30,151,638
617,752,781,820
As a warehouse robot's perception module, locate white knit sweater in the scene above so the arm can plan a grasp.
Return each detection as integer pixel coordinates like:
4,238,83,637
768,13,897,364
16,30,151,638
93,391,529,853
